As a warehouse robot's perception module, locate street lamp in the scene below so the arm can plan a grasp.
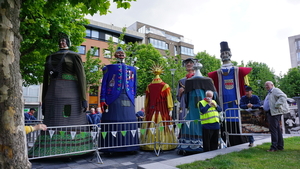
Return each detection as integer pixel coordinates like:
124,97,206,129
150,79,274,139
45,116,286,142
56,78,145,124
170,69,176,120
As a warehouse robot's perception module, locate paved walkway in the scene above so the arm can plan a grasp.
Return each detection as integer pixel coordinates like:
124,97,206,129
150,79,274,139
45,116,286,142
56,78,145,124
30,135,296,169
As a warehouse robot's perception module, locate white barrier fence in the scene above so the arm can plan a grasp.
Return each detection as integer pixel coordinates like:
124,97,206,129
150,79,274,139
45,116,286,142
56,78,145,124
27,119,229,162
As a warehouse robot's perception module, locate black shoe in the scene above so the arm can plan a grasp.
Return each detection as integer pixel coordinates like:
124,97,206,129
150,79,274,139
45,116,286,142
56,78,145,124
248,143,253,147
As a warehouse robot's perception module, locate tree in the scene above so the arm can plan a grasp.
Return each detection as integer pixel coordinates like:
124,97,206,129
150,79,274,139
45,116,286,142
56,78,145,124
194,50,221,76
20,1,89,86
246,61,276,100
83,48,103,91
278,67,300,98
0,0,135,168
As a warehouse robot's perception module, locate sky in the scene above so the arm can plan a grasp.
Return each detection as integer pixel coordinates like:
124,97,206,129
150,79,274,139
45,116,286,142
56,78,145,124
86,0,300,76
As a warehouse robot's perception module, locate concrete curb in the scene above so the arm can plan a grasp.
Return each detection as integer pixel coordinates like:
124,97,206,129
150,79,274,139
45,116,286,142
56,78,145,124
138,137,271,169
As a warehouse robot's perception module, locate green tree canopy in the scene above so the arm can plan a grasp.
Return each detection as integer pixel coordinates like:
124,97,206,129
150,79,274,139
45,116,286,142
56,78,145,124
246,61,276,100
20,1,89,86
195,50,221,76
278,66,300,98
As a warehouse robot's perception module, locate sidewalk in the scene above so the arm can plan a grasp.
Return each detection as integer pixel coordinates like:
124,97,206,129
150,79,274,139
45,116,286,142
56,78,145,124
30,135,275,169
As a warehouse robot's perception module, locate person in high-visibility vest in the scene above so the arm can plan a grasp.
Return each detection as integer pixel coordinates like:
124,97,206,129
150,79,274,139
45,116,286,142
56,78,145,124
198,90,222,152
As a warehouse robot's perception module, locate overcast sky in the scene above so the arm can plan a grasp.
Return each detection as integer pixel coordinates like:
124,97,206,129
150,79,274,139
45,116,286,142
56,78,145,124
86,0,300,76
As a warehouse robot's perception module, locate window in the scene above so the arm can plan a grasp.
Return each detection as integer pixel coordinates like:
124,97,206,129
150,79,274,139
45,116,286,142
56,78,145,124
104,49,111,58
86,29,91,37
149,38,167,50
295,40,300,50
77,45,86,54
90,86,99,96
180,46,194,56
174,46,177,55
297,52,300,61
91,30,99,39
91,47,99,57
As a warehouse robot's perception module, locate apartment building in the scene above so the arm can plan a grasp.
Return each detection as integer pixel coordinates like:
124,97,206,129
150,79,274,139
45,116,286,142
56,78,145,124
127,21,194,60
288,34,300,68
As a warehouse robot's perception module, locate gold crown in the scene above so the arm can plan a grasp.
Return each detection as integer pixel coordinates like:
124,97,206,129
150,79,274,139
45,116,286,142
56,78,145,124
150,64,164,75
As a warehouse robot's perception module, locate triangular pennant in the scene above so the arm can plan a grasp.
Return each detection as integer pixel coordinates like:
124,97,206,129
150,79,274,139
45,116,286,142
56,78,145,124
177,123,182,129
168,125,173,131
159,126,164,131
131,130,136,137
186,121,191,128
149,128,155,134
91,131,97,140
194,119,198,124
121,131,127,136
60,131,66,137
111,131,117,137
70,131,76,140
48,130,55,138
81,132,86,138
140,129,146,135
101,132,107,139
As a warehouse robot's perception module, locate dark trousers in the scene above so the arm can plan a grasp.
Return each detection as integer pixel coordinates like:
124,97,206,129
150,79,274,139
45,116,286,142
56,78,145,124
203,128,219,152
267,112,284,150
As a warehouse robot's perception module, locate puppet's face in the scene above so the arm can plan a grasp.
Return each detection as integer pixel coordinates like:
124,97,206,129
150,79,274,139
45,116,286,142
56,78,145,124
115,51,126,60
185,60,195,71
59,38,69,49
220,51,232,62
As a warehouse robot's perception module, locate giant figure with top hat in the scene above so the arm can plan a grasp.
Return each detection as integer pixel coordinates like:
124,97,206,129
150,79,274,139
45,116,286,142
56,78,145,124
208,41,252,146
99,47,139,152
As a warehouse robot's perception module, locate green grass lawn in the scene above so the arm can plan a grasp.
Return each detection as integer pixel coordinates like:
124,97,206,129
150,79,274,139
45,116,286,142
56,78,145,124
177,136,300,169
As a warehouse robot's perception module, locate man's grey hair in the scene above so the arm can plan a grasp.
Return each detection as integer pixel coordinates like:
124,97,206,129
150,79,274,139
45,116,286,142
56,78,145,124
205,90,214,96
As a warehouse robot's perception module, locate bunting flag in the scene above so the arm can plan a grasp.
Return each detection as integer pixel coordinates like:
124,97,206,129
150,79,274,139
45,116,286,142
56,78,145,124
177,123,182,129
48,130,55,138
194,119,199,124
70,131,77,140
131,130,136,137
159,126,164,131
91,131,97,140
101,132,107,139
168,125,173,131
59,131,66,137
111,131,117,137
81,132,86,137
140,129,146,135
121,131,127,136
186,121,191,128
149,128,155,134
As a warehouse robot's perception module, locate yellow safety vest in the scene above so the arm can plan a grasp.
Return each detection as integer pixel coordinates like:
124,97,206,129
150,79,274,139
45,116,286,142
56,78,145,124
198,100,220,125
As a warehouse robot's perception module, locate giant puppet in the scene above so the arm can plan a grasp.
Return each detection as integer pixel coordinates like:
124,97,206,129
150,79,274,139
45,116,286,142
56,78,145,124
176,58,195,120
29,33,92,157
140,64,177,151
177,59,219,155
208,41,252,146
99,47,139,152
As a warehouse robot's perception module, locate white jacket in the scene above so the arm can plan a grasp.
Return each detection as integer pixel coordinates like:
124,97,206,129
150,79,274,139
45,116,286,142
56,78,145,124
268,87,289,116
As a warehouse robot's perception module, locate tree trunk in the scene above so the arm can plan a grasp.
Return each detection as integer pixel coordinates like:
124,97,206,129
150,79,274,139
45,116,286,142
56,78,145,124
0,0,31,168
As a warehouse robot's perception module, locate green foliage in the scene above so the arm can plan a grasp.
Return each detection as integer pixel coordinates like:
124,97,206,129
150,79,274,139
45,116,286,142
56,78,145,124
20,0,89,86
195,50,221,76
83,48,103,91
130,43,167,96
246,61,276,100
278,66,300,97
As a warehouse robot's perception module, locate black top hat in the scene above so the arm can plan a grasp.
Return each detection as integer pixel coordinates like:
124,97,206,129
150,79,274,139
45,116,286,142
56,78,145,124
245,86,252,92
220,41,230,52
